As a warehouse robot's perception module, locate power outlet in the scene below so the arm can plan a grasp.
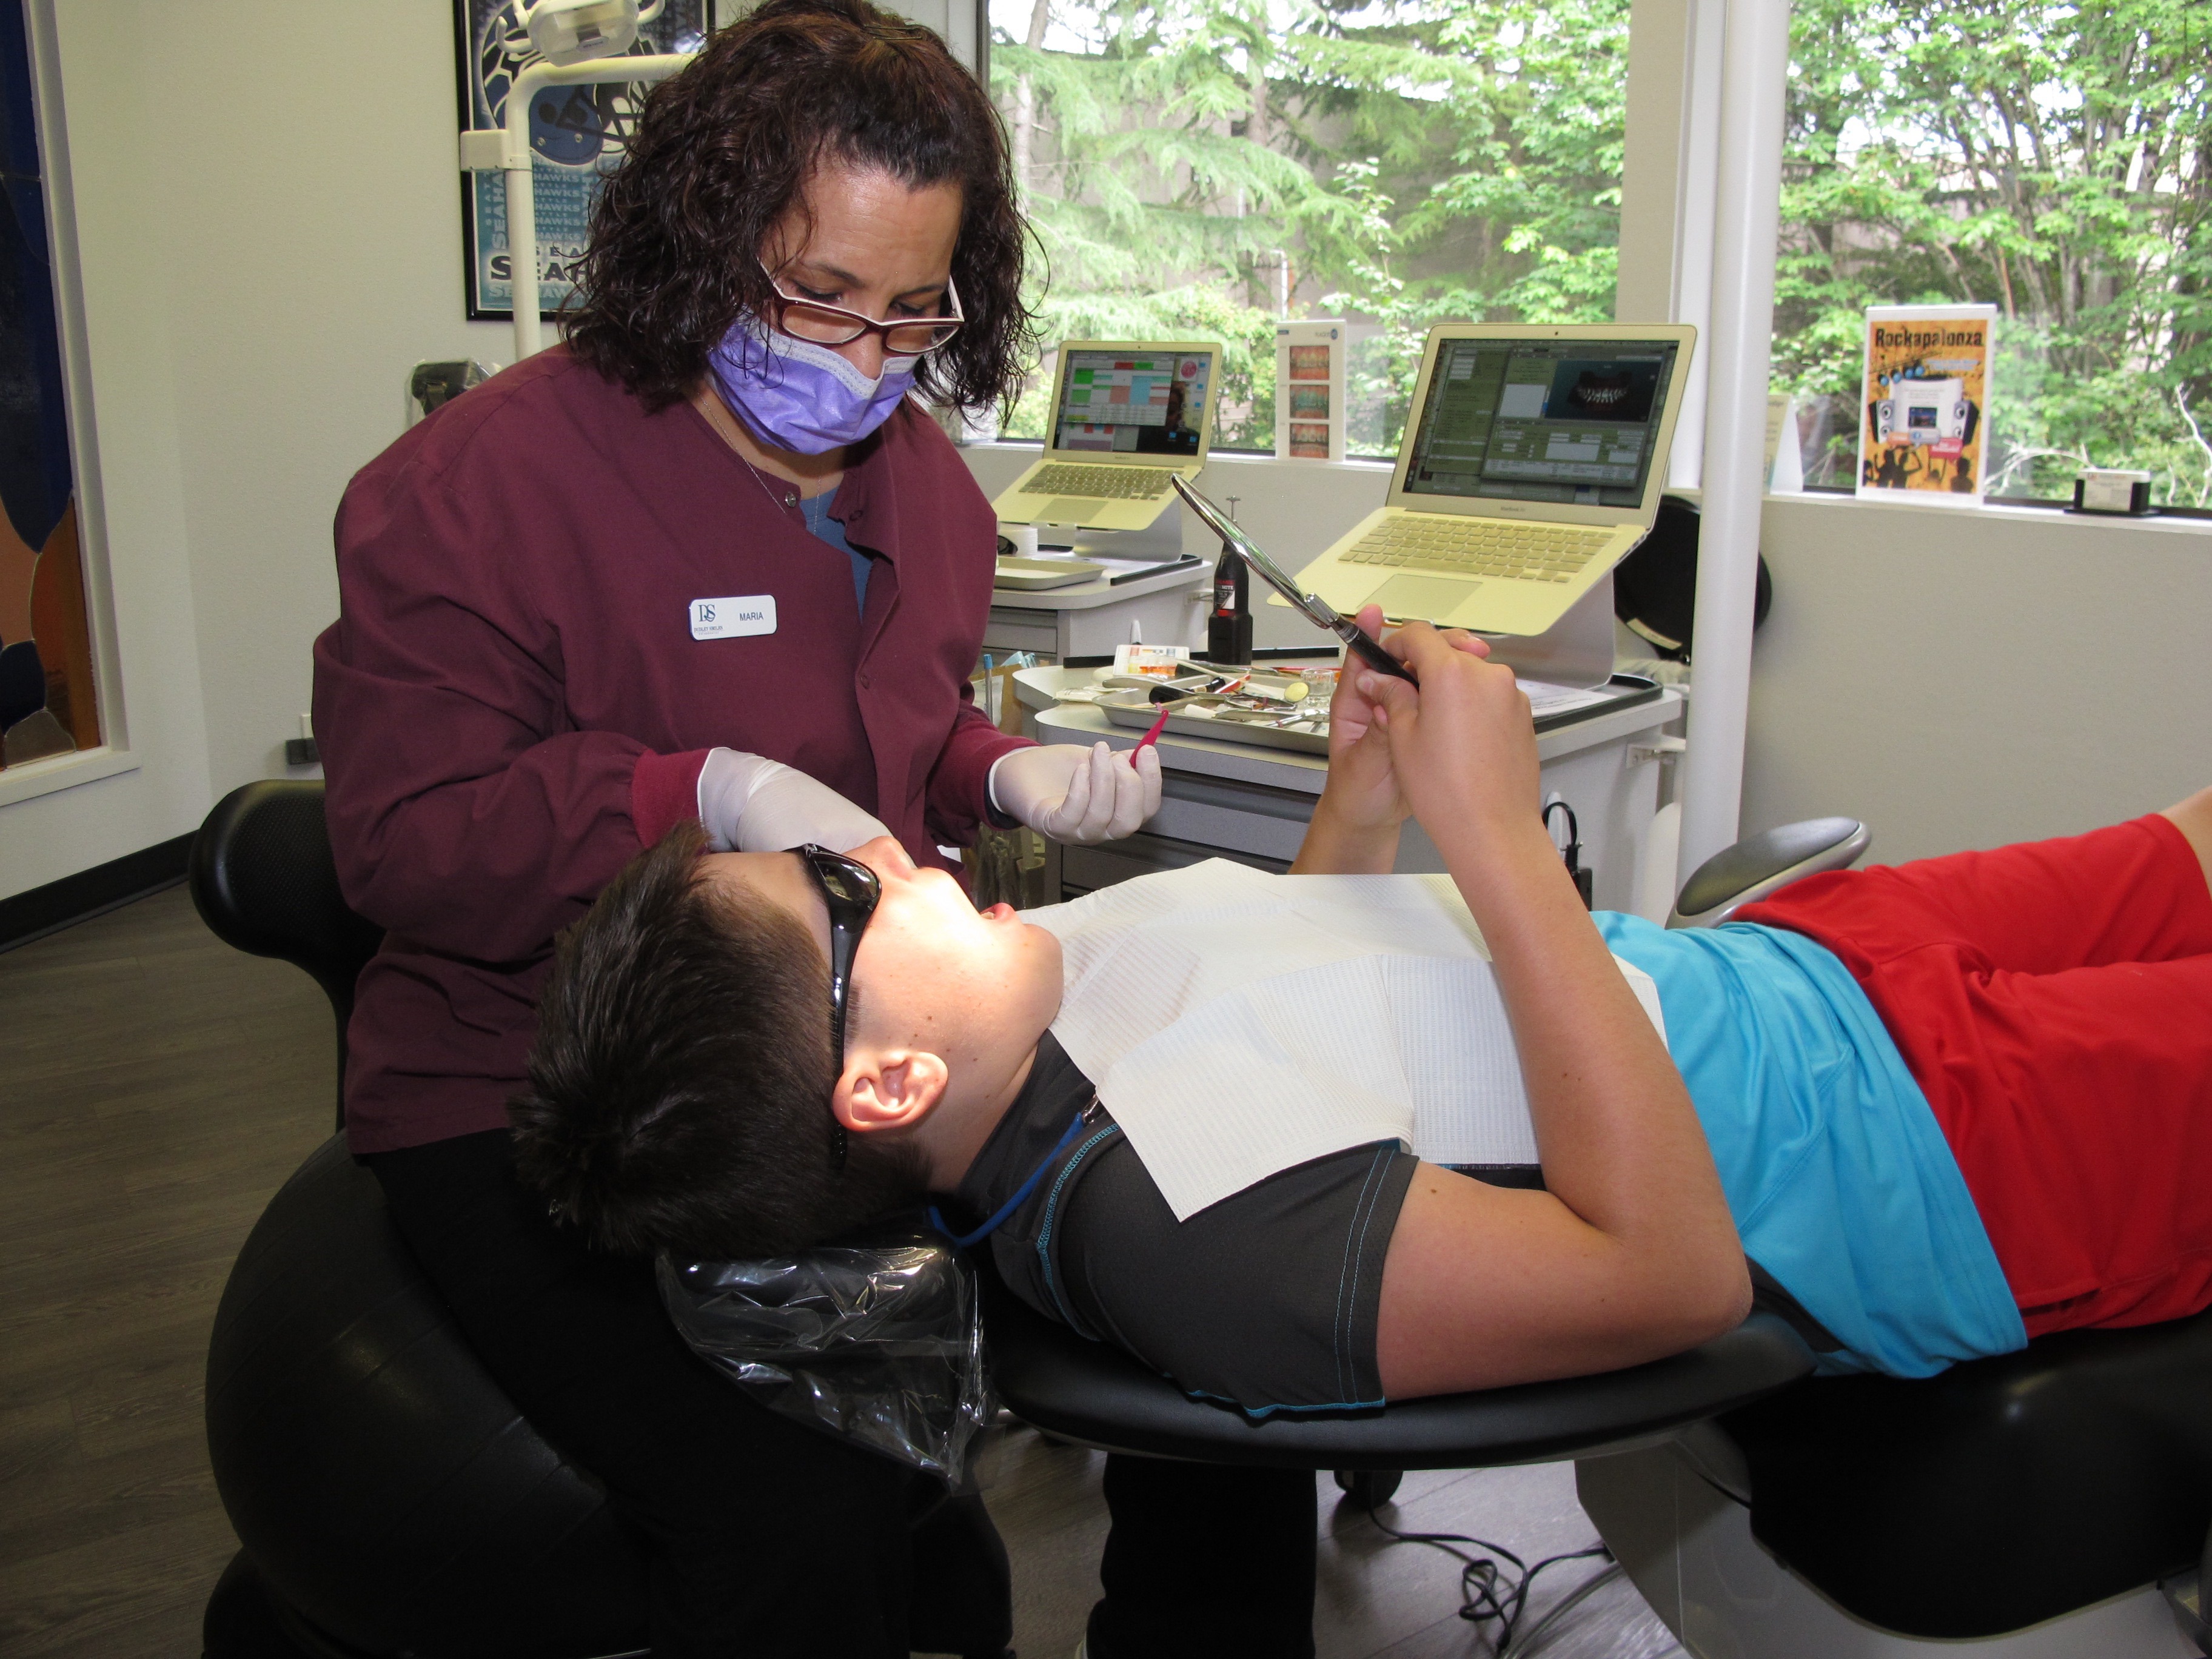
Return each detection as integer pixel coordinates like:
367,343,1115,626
286,712,319,768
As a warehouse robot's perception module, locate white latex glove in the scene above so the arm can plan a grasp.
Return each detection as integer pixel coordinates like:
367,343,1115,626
696,748,891,853
988,742,1162,844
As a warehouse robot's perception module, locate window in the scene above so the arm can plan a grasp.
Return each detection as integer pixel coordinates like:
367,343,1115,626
987,0,1631,456
1774,0,2212,505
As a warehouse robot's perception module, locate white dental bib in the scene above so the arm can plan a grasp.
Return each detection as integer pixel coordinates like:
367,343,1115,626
1025,860,1666,1221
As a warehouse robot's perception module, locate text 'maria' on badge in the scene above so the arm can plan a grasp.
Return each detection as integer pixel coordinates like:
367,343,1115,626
689,595,777,640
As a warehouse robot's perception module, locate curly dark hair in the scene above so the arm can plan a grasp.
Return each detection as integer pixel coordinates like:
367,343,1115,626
565,0,1036,415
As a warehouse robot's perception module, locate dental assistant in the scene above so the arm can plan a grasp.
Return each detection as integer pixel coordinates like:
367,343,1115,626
309,2,1175,1653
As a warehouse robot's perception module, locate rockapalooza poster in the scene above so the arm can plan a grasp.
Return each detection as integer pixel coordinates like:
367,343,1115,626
1856,304,1997,504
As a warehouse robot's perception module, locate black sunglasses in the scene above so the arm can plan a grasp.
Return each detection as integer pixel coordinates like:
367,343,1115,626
794,845,882,1170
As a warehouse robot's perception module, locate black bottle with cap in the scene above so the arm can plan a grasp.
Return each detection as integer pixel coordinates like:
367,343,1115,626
1207,541,1253,665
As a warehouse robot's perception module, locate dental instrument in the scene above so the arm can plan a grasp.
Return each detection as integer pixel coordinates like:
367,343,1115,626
1171,477,1416,683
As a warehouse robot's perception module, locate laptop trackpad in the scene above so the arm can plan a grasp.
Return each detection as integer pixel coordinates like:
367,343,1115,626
1364,574,1481,624
1042,497,1108,523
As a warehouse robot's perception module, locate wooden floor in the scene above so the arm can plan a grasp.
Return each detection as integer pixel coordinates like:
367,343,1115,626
0,885,1681,1659
1,885,332,1657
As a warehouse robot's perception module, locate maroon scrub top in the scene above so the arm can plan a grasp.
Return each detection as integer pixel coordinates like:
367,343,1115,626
312,347,1028,1154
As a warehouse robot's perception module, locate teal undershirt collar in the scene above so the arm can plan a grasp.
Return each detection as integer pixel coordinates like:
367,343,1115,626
799,488,871,614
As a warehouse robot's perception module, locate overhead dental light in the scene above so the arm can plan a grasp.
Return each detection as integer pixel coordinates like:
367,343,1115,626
519,0,665,67
460,0,694,360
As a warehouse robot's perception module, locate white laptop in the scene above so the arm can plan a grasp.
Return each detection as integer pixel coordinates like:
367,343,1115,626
1296,323,1697,637
993,341,1224,532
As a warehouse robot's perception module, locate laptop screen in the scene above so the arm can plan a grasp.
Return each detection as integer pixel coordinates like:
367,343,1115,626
1053,349,1213,458
1401,337,1682,508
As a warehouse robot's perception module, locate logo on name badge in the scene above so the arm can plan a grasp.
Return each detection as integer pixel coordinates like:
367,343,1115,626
689,595,777,640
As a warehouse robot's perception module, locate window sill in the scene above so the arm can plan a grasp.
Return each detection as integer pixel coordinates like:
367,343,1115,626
0,745,142,809
1760,488,2212,537
961,443,2207,535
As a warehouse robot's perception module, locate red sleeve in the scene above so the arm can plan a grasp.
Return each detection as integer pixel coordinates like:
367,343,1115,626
632,748,712,846
922,686,1033,845
312,460,697,963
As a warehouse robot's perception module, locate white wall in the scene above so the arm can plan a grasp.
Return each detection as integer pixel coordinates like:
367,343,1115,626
149,0,512,794
1743,495,2212,862
1,0,509,901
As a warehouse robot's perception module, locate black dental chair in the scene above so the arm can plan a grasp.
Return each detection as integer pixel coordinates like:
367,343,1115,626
192,783,2212,1656
190,781,1011,1659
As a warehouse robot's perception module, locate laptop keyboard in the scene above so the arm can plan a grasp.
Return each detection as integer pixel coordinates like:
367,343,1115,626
1339,518,1614,583
1025,463,1175,500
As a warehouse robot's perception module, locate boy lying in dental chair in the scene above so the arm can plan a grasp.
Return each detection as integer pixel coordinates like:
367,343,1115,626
511,615,2212,1415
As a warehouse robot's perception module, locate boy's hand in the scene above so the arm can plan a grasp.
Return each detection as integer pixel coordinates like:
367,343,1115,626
1361,621,1545,866
1296,610,1495,875
1315,605,1430,836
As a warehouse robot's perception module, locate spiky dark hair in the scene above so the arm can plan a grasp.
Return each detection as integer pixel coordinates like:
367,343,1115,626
510,822,923,1258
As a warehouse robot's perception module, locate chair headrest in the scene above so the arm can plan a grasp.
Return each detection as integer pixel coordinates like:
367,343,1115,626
190,780,383,1010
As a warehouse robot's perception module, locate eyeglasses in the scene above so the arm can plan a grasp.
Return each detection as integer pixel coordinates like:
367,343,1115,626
794,845,882,1170
760,262,965,357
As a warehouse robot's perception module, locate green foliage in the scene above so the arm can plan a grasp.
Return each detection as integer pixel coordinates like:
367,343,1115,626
1775,0,2212,501
991,0,1631,454
993,0,2211,500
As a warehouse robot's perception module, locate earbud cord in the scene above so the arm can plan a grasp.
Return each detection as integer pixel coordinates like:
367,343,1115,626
928,1096,1099,1250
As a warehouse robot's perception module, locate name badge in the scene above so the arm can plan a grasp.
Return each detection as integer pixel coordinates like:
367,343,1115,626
689,595,777,640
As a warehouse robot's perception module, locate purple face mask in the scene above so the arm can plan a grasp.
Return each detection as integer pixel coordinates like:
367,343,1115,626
706,314,919,455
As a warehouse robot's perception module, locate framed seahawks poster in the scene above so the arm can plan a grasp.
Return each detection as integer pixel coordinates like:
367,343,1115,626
455,1,715,322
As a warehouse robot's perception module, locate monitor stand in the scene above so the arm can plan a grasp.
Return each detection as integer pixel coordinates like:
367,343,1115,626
1040,501,1188,567
1475,572,1617,690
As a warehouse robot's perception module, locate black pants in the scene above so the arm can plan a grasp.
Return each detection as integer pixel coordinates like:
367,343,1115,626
370,1130,1315,1657
1092,1458,1317,1659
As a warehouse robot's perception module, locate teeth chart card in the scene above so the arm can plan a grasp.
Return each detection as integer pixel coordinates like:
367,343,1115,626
1274,320,1347,463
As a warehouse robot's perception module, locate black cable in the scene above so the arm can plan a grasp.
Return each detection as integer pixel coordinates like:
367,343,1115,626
1542,800,1593,909
1356,1492,1613,1655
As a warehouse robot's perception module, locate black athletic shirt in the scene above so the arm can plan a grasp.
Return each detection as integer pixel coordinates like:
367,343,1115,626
945,1033,1418,1415
942,1036,1841,1413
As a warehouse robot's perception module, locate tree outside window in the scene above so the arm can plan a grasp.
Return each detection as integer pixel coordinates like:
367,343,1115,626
1776,0,2212,504
988,0,1629,456
987,0,2209,507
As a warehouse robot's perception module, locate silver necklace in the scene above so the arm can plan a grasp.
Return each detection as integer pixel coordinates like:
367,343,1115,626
739,449,800,515
703,393,801,513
